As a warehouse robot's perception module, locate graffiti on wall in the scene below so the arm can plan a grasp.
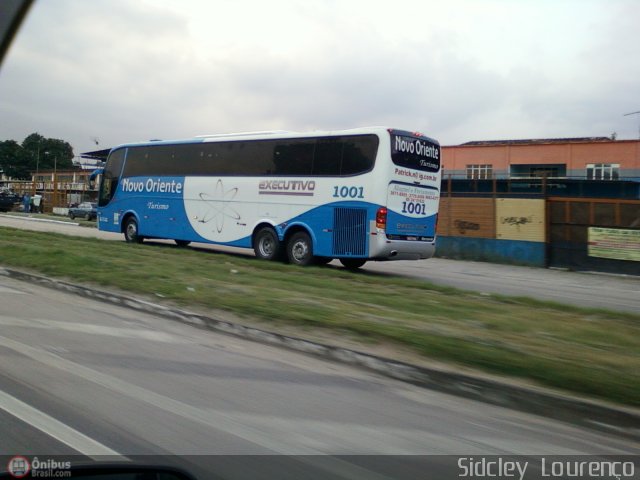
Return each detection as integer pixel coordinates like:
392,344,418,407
454,220,480,235
500,216,533,229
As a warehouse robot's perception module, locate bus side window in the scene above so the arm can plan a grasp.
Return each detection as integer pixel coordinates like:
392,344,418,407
313,139,343,176
273,140,314,175
341,136,378,175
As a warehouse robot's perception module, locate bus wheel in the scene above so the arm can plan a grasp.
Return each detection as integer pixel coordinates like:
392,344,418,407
123,217,144,244
175,240,191,247
340,258,366,270
287,231,313,266
254,227,281,261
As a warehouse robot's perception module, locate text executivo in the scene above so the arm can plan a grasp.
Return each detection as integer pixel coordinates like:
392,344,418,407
259,179,316,196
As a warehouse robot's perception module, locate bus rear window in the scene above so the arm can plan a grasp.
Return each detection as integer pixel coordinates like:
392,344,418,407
390,133,440,172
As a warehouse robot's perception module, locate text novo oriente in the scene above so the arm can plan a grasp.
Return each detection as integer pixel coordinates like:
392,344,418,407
121,178,183,194
394,136,439,159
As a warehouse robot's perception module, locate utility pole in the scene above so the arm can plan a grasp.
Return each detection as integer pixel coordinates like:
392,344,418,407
623,111,640,139
32,140,41,195
53,154,58,210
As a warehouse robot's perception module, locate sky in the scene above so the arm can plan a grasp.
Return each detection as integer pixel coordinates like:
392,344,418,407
0,0,639,162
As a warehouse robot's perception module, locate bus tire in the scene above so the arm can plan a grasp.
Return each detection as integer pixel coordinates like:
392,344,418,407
286,231,313,266
253,227,281,261
123,216,144,244
340,258,366,270
175,240,191,247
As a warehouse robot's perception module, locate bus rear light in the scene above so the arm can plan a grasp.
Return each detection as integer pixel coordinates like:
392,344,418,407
435,213,439,233
376,207,387,229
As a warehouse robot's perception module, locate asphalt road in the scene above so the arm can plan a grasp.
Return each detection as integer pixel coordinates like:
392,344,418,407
0,275,637,479
1,214,639,313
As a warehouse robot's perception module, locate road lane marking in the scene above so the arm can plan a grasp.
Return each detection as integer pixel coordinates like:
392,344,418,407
0,335,398,479
0,333,327,454
0,389,124,458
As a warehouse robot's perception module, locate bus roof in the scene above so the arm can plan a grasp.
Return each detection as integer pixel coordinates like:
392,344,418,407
107,127,438,151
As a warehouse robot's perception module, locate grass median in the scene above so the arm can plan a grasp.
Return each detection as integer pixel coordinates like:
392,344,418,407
1,225,638,406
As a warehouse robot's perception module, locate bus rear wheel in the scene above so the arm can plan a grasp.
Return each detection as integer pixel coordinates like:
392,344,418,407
175,240,191,247
340,258,366,270
253,227,281,261
123,217,144,244
287,231,313,266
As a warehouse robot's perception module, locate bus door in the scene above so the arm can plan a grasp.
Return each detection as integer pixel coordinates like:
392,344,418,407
98,148,126,226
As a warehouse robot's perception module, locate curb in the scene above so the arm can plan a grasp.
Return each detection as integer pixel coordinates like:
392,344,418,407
2,267,639,441
0,214,79,226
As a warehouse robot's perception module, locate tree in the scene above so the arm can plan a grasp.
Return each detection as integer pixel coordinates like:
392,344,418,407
21,133,74,172
0,140,30,179
0,133,76,180
19,133,44,174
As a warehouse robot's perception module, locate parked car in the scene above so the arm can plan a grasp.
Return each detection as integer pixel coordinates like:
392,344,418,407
0,191,21,212
69,202,97,220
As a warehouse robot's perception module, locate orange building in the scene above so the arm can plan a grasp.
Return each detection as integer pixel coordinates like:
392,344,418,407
442,137,640,181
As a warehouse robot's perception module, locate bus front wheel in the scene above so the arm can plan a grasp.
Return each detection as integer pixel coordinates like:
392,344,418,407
253,227,281,261
287,231,313,266
123,217,144,244
340,258,366,270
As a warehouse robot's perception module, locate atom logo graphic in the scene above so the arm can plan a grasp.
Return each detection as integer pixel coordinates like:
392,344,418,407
195,179,241,233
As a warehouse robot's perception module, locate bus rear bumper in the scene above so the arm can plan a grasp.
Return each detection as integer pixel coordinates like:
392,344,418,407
369,234,436,261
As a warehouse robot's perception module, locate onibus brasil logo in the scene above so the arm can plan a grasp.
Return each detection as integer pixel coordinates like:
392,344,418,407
7,456,71,478
7,456,30,478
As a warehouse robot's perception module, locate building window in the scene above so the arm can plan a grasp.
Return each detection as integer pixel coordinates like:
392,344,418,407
509,164,566,178
586,163,619,180
466,164,492,179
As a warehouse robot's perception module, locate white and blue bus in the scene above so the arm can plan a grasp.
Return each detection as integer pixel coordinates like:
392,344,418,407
97,127,441,268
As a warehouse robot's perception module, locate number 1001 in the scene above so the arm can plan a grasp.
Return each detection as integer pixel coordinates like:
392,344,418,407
401,201,426,215
333,186,364,199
